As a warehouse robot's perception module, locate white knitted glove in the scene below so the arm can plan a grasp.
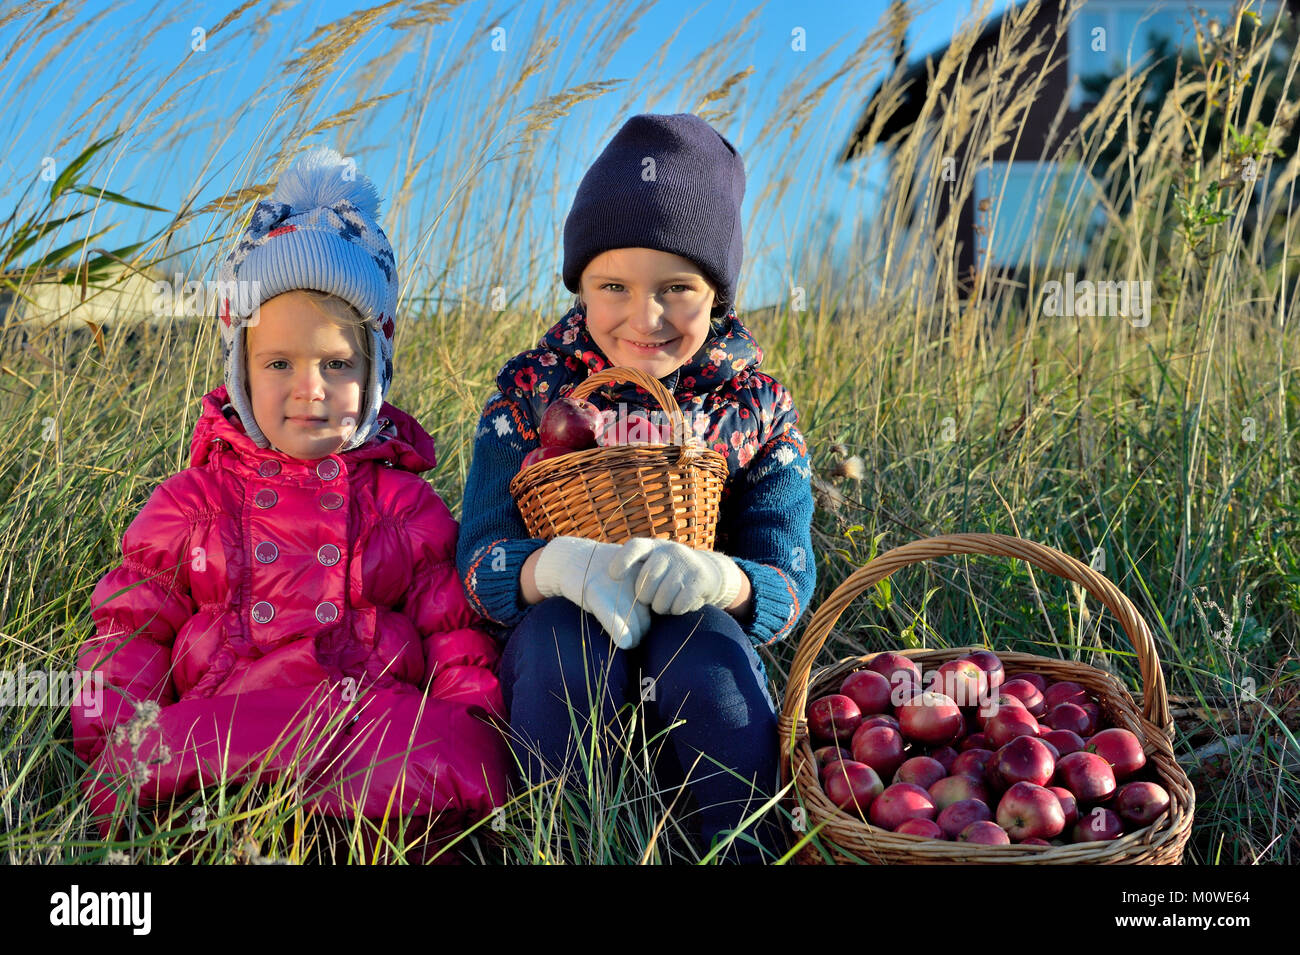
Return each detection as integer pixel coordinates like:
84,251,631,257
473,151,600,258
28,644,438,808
607,537,745,616
533,536,652,650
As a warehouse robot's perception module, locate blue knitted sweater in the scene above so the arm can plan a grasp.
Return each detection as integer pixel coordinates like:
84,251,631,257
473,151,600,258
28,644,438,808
454,304,815,647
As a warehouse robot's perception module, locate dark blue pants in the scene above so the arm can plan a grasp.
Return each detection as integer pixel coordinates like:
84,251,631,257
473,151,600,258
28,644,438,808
499,596,783,863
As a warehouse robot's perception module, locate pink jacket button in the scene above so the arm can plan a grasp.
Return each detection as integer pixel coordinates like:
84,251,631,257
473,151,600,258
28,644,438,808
315,601,338,624
316,459,340,481
317,544,340,566
251,601,275,624
255,541,279,564
320,492,344,510
258,460,281,477
254,489,277,508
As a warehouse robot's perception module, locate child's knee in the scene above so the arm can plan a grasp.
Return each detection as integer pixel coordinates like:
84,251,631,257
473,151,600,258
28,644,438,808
503,597,625,693
641,610,775,717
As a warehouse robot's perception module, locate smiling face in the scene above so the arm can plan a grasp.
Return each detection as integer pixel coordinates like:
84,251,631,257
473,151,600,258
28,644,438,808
244,290,369,459
578,248,716,378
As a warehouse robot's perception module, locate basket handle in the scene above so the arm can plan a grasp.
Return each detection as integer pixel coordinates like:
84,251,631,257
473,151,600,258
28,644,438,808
570,366,689,445
781,533,1171,735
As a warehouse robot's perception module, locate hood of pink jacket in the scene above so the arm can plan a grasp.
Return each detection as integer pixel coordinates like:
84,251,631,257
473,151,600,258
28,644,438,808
191,384,438,473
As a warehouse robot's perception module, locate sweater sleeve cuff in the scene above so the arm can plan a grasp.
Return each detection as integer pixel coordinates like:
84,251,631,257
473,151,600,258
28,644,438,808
461,537,549,632
730,556,804,647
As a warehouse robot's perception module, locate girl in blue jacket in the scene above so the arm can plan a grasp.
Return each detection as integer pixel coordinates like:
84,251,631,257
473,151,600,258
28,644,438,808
455,113,815,863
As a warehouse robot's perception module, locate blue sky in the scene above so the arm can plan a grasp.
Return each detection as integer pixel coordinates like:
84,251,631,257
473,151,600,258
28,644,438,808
0,0,1019,310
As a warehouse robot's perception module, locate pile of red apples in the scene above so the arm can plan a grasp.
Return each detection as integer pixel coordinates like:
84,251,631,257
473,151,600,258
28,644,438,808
520,397,676,470
806,650,1171,846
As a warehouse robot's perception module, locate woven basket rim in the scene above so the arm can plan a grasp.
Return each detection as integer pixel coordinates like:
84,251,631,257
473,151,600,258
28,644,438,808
506,366,730,547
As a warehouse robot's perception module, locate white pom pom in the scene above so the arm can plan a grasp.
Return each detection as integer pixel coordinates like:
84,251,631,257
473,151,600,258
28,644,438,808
271,146,381,219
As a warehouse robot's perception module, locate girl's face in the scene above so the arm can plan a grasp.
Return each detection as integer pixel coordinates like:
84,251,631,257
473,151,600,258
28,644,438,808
244,290,368,460
579,248,716,378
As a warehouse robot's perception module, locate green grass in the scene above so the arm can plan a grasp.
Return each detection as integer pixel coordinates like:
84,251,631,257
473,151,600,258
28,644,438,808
1,0,1298,863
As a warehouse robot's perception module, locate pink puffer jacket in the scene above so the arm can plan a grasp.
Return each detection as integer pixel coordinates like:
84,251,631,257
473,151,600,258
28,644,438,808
72,384,510,841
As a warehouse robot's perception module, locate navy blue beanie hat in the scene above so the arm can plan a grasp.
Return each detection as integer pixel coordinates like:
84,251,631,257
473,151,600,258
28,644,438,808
563,113,746,317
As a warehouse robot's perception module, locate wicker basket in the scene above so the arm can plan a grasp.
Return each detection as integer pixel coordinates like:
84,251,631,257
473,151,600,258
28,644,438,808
778,533,1195,864
507,366,729,547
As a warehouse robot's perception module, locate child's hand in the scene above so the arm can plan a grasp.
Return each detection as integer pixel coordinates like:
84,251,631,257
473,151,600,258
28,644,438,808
534,537,652,649
607,538,744,616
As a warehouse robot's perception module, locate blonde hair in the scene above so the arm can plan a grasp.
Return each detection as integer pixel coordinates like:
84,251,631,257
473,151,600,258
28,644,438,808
296,289,374,365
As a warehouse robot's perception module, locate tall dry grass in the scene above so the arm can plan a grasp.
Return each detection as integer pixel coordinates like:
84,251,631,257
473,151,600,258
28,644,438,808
0,0,1296,863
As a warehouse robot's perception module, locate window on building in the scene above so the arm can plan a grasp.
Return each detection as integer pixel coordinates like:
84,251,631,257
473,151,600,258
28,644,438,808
1067,0,1269,108
973,159,1106,268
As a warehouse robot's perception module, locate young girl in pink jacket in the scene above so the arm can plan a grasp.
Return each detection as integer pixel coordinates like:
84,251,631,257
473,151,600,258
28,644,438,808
71,148,510,858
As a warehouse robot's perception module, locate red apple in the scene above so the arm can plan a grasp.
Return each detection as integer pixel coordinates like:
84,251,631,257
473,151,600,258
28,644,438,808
839,669,893,716
927,746,960,773
930,659,988,708
1115,781,1171,828
1055,751,1117,803
1073,806,1123,842
895,817,945,839
822,760,884,814
520,444,573,469
1080,702,1102,735
976,692,1029,729
868,782,937,831
1048,785,1079,828
859,714,900,733
1020,837,1052,846
1042,680,1090,711
849,724,905,779
1041,729,1086,758
984,708,1041,748
866,651,923,682
937,798,992,839
1046,703,1091,735
806,694,862,744
894,756,947,791
992,736,1057,789
813,744,851,763
963,650,1005,692
1001,678,1047,717
958,821,1010,844
867,653,924,704
1006,672,1047,694
539,396,602,449
625,412,672,446
929,774,991,811
960,732,989,751
1086,728,1146,781
898,691,964,746
996,782,1067,841
951,748,995,782
593,408,676,447
814,745,852,776
592,409,617,447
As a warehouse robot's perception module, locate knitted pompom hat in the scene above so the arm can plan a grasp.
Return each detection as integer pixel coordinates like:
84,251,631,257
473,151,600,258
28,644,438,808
215,147,398,452
562,113,745,316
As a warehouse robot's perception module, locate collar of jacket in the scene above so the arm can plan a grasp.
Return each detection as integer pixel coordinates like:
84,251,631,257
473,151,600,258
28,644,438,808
497,304,765,404
190,384,438,474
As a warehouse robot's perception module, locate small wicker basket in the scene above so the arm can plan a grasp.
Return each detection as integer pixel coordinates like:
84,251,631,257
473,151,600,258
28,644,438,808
778,532,1195,864
507,366,729,547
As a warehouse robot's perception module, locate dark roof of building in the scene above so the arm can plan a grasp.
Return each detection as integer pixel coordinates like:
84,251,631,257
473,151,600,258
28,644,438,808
841,0,1299,163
